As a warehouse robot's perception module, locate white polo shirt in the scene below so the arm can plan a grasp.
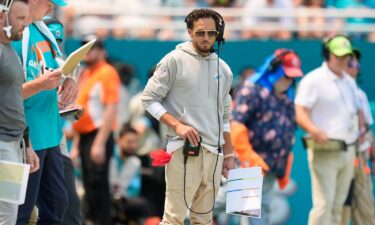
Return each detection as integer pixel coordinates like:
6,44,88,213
357,88,373,126
295,63,360,144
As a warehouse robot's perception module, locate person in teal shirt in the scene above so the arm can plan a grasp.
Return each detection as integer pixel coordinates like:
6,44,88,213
11,0,78,224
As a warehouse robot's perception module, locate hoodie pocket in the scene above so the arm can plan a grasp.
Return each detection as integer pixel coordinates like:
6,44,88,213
178,107,220,145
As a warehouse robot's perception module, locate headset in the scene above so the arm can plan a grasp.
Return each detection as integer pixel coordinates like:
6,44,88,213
213,11,225,46
1,0,14,38
184,9,226,46
321,34,351,61
267,49,294,73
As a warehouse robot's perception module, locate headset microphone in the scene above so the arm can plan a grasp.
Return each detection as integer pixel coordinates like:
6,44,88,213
3,13,12,38
1,0,14,38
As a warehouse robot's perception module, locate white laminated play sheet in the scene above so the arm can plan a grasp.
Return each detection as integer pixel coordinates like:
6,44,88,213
226,167,263,218
0,160,30,204
62,39,96,76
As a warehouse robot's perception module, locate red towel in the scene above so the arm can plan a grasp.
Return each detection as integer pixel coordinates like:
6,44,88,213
150,149,172,166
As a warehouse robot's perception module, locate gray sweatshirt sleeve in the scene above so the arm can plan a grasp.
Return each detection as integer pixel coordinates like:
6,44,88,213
141,55,177,120
223,94,232,132
222,63,233,132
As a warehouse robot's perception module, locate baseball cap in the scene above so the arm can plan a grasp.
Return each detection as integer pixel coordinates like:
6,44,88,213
43,17,64,43
274,49,304,78
327,36,353,57
51,0,67,6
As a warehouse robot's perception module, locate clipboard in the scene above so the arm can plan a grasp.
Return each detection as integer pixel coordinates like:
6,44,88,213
61,39,96,76
0,160,30,205
59,107,83,121
226,167,263,218
302,137,347,151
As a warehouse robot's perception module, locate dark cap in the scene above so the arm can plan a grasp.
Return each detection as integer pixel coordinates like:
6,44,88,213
81,34,104,50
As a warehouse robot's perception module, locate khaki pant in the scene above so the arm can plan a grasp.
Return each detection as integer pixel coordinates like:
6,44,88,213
307,147,355,225
341,151,375,225
160,147,223,225
0,139,23,225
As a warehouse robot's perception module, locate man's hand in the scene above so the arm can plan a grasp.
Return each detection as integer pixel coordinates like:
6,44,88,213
222,156,235,179
39,68,62,90
58,78,78,106
311,128,329,144
70,146,80,168
175,123,200,146
26,148,39,173
90,141,106,166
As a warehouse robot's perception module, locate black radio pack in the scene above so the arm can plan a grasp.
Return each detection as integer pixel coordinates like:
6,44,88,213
183,136,202,157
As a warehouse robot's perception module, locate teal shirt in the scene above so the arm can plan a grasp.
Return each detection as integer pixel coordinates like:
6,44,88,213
114,149,141,197
12,24,62,150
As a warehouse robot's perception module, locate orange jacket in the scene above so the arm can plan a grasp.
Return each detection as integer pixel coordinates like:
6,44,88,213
231,121,293,189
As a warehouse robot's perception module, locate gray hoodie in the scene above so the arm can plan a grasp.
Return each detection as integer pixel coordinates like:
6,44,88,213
142,42,233,153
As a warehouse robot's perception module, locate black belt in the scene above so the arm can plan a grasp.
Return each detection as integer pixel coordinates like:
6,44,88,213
22,127,30,148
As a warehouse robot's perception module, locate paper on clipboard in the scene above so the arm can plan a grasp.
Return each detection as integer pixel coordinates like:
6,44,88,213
0,160,30,205
62,39,96,76
226,167,263,218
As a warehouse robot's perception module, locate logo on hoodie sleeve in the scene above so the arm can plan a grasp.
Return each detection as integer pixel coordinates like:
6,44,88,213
156,65,168,77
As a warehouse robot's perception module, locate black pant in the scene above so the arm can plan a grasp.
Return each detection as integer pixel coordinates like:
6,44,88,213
17,146,68,225
79,130,114,225
62,155,82,225
112,196,151,223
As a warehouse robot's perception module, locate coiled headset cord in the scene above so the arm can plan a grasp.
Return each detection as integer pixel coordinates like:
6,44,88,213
183,43,223,215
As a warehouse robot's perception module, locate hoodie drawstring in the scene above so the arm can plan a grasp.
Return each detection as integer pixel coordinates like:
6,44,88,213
208,60,211,97
198,57,202,91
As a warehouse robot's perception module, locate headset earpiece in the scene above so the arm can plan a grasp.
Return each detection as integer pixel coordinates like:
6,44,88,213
1,0,13,38
322,37,331,61
267,49,292,72
268,57,282,72
3,13,11,38
213,11,225,45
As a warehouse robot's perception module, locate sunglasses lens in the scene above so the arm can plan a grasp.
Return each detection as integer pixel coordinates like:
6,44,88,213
208,31,218,37
195,30,218,37
195,31,205,37
349,60,360,69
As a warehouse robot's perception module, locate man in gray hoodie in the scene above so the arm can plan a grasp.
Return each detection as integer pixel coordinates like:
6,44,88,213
142,8,235,225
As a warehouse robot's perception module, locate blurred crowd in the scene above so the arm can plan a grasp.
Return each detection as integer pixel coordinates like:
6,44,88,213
59,0,375,41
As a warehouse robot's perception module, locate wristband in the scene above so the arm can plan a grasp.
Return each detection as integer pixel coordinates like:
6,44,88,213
224,153,234,159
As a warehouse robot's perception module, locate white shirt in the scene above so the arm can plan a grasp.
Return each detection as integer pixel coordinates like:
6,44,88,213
295,63,360,144
357,88,374,126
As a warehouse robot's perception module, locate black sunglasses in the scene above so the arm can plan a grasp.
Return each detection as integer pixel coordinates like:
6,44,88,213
194,30,219,38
